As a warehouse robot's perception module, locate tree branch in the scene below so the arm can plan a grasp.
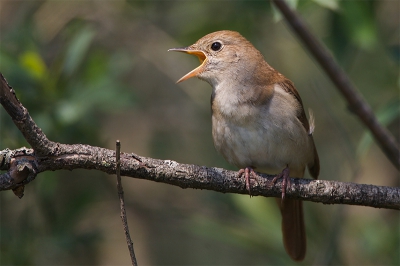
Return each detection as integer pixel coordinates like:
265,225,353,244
1,73,399,210
271,0,400,170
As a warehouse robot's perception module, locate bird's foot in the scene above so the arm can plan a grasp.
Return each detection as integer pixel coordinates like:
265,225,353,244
271,166,291,200
238,167,257,197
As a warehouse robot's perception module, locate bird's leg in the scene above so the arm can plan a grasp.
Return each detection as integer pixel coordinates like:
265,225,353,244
238,167,257,197
271,166,291,199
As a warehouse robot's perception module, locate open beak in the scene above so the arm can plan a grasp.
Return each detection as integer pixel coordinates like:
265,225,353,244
168,47,207,83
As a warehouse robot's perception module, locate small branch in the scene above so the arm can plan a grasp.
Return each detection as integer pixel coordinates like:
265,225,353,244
271,0,400,170
116,140,138,266
0,73,57,156
0,74,399,210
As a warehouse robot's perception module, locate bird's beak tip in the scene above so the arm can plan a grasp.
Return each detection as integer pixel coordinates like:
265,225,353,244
168,47,188,53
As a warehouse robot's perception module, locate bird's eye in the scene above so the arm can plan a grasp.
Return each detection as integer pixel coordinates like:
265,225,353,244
211,42,222,51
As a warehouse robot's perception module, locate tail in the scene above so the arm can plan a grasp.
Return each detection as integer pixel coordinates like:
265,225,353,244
276,168,307,261
277,198,306,261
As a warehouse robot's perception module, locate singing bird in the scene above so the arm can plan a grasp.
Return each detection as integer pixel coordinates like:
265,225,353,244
169,30,319,261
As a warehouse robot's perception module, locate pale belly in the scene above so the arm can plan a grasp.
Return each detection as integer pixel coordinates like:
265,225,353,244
212,115,312,175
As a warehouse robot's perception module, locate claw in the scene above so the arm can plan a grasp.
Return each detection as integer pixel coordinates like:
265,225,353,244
271,166,290,199
238,167,257,197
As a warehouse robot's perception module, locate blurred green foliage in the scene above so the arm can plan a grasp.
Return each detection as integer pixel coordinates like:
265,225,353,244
1,18,134,144
1,2,134,265
1,0,398,265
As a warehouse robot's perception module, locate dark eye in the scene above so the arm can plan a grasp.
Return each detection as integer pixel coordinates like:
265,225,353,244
211,42,222,51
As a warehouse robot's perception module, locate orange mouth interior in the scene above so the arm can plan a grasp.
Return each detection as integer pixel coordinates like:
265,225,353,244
169,48,207,83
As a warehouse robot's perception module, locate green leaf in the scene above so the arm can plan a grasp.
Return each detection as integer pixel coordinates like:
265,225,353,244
55,100,85,124
271,0,298,22
357,100,400,158
341,1,378,50
312,0,339,10
63,26,96,76
19,51,47,80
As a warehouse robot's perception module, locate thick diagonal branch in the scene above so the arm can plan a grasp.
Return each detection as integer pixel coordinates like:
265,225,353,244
0,74,57,155
271,0,400,170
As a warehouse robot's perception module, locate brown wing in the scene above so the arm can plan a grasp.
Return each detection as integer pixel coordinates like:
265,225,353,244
278,79,320,179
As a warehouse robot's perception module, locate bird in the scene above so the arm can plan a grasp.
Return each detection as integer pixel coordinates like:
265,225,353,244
169,30,319,262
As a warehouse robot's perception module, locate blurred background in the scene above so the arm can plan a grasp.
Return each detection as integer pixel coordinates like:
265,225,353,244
0,0,399,265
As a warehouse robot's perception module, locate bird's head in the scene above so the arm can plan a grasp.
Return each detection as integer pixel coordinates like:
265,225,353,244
169,30,262,87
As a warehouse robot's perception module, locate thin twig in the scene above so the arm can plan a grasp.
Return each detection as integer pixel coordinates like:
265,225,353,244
116,140,138,266
271,0,400,170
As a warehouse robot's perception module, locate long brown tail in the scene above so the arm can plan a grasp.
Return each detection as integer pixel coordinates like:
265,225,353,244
276,198,306,261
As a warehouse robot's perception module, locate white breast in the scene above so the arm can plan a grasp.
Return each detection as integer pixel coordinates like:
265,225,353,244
212,84,313,175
